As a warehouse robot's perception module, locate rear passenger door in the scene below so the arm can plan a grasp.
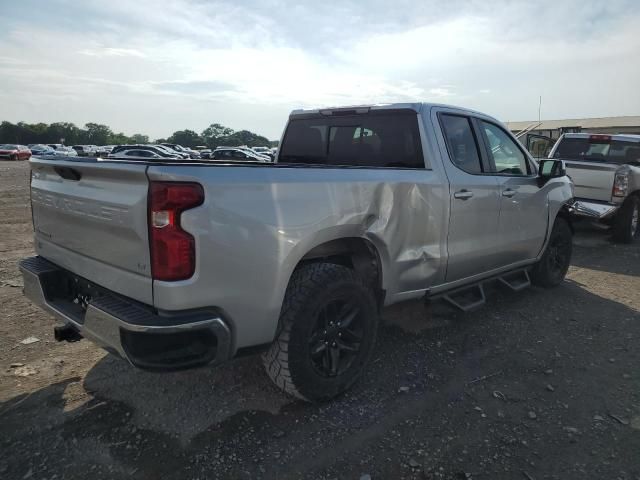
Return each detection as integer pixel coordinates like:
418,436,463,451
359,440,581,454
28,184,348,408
437,112,503,282
477,121,548,264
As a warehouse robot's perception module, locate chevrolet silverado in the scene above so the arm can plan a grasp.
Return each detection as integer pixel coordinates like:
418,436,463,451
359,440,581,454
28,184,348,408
19,103,573,401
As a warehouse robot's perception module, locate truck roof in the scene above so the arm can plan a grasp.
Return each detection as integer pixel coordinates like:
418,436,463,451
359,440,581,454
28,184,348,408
289,102,493,120
562,132,640,143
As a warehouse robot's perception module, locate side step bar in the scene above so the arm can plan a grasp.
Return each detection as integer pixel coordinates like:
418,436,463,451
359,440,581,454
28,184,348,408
442,284,486,312
498,270,531,292
431,268,531,312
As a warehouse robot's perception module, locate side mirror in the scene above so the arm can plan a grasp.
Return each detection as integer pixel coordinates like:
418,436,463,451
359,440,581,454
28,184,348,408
537,159,566,187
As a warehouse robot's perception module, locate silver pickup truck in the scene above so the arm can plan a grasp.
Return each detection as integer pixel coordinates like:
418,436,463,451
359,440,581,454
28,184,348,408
549,133,640,243
20,103,573,401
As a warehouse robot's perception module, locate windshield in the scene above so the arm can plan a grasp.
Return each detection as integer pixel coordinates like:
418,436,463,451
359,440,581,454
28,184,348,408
553,137,640,164
0,144,18,150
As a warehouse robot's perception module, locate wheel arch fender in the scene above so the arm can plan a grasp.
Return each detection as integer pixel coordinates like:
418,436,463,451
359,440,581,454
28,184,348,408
281,226,391,305
536,181,574,260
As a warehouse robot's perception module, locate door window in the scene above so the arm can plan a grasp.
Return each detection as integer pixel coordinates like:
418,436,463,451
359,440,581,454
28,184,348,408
481,122,530,175
440,114,483,174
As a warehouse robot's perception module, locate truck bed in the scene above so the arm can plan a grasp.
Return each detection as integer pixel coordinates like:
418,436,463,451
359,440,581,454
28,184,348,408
28,156,448,349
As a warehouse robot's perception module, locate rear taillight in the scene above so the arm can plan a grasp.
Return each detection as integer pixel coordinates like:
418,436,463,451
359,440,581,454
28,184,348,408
613,171,629,197
149,182,204,281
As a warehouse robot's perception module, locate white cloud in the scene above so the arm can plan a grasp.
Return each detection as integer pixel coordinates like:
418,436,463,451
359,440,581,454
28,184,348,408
79,47,146,58
0,0,639,139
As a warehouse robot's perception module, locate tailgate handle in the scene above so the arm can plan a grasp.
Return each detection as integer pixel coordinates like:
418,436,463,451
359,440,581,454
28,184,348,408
54,166,82,181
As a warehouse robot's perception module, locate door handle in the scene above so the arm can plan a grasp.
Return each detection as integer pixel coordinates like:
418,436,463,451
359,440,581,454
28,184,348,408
454,189,474,200
502,188,517,198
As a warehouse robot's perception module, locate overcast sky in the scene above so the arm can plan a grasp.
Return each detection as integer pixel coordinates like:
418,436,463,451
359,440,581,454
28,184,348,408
1,0,639,140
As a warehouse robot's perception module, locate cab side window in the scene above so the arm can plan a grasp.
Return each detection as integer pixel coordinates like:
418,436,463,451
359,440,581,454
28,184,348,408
440,114,483,174
480,121,530,175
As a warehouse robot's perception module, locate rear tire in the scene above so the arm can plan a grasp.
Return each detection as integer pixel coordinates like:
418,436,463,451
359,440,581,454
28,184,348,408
262,263,379,402
10,154,18,161
612,195,640,244
530,217,573,288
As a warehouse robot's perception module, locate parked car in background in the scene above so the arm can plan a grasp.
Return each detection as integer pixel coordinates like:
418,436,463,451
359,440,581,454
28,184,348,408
107,149,167,160
95,146,113,157
53,146,78,157
550,133,640,243
199,149,212,159
0,144,32,160
185,147,201,159
154,145,189,159
72,145,98,157
252,146,275,160
234,146,271,161
211,147,271,162
29,145,57,156
161,143,200,159
109,145,181,159
20,102,573,402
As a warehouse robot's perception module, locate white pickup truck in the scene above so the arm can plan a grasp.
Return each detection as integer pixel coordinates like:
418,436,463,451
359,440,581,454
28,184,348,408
549,133,640,242
19,103,573,401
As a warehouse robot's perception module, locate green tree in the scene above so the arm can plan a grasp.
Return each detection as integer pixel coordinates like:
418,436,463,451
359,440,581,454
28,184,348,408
201,123,234,148
109,132,132,145
0,121,21,143
221,130,270,147
84,123,113,145
130,134,149,144
0,120,275,148
47,122,81,145
167,129,202,148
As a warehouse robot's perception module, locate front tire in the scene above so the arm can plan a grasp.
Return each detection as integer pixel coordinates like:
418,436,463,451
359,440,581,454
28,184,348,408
530,217,573,288
612,195,640,244
263,263,379,402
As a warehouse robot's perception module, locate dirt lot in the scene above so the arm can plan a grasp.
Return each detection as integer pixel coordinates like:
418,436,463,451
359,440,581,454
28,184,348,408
1,159,639,480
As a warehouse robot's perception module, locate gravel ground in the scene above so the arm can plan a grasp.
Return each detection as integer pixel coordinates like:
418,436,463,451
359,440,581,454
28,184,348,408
1,159,639,480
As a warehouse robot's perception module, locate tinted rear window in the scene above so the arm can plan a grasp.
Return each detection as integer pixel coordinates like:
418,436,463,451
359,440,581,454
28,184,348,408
553,137,640,164
279,112,425,168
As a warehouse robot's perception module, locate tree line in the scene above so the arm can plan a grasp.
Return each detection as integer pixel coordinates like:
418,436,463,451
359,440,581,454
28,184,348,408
0,121,276,149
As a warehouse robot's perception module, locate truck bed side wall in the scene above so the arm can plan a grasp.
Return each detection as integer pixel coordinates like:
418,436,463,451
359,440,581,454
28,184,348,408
147,165,449,349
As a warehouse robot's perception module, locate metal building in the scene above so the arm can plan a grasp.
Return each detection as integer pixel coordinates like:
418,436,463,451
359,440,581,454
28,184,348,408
506,116,640,140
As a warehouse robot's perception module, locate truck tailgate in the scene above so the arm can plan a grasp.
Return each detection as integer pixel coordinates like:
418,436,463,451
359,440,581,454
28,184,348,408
564,160,617,202
30,158,153,304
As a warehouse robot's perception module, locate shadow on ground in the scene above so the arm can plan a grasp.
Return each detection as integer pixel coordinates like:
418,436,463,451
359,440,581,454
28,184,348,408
2,274,639,479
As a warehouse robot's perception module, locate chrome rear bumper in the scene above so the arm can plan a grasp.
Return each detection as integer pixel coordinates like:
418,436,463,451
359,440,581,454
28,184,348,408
570,200,619,219
19,256,232,371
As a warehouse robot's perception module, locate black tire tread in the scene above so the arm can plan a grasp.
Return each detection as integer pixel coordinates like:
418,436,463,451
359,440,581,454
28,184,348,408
530,217,572,288
262,263,375,401
612,195,640,244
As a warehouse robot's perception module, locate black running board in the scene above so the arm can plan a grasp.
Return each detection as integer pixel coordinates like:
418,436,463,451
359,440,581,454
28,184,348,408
430,268,531,312
498,270,531,292
442,284,486,312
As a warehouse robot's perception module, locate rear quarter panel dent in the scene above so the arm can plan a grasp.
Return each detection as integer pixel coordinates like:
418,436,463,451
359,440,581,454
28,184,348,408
148,165,448,348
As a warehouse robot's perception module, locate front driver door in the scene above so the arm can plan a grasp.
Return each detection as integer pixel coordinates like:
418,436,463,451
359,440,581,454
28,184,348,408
437,112,503,282
477,120,549,265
